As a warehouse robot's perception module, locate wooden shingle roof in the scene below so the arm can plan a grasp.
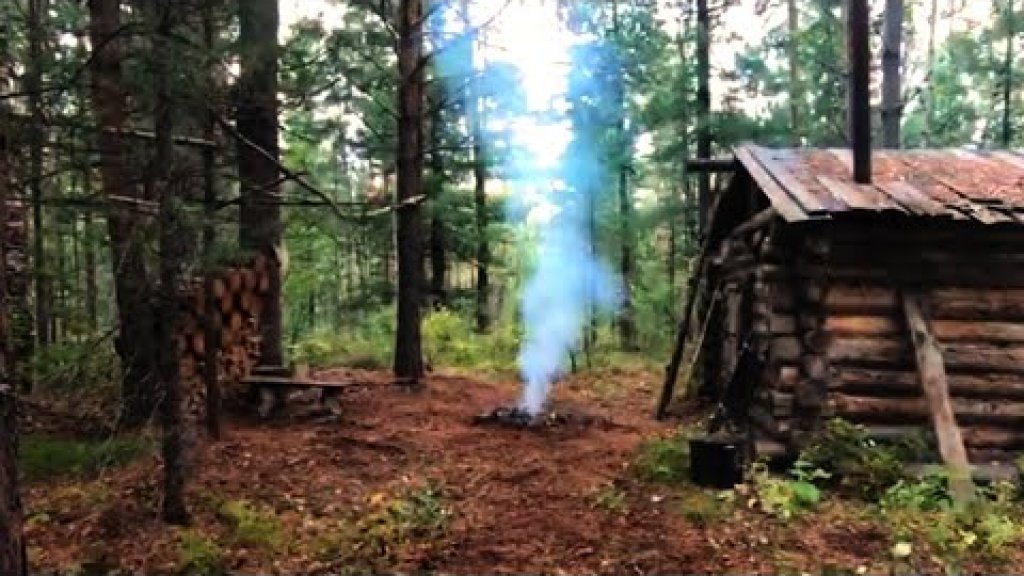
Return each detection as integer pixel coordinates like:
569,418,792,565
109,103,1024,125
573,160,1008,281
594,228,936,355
735,144,1024,224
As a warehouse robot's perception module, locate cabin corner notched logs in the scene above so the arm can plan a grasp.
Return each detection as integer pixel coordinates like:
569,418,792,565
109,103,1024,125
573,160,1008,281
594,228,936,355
177,253,271,420
695,145,1024,466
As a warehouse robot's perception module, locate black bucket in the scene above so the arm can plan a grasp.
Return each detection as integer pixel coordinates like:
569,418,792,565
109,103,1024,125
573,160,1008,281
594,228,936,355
689,435,745,488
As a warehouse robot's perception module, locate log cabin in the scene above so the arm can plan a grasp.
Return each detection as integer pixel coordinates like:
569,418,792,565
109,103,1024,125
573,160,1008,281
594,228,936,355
669,143,1024,470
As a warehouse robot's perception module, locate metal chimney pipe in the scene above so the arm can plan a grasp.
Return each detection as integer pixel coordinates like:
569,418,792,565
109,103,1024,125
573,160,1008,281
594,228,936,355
847,0,872,183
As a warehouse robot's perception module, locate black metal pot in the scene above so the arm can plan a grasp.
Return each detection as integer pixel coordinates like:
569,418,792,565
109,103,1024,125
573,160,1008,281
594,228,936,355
689,435,746,488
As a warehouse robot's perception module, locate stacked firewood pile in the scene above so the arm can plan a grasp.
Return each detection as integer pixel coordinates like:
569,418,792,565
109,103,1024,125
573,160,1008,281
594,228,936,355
176,253,271,419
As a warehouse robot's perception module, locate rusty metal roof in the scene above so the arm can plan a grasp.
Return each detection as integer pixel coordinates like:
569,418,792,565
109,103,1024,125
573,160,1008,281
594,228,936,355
734,144,1024,224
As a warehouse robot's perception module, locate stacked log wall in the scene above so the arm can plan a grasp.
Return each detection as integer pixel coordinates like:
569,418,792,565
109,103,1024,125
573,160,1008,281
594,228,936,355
768,220,1024,463
177,252,272,421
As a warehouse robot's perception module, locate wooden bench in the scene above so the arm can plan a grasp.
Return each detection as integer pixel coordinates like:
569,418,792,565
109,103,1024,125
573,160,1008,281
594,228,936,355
243,367,350,418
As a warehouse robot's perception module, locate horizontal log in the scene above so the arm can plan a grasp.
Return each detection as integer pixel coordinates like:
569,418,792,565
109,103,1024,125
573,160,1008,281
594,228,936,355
828,337,1024,374
825,315,1024,343
755,389,793,417
749,405,791,438
832,393,1024,426
834,367,1024,400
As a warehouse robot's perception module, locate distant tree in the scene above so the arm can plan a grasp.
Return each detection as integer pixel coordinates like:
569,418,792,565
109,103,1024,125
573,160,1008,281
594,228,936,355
1000,0,1016,147
881,0,904,148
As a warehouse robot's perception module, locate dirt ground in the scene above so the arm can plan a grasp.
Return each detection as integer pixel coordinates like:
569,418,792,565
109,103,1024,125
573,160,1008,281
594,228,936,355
21,368,1022,575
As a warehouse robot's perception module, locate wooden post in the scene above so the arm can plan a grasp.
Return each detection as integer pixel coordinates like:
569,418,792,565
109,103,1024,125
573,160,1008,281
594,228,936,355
901,292,975,505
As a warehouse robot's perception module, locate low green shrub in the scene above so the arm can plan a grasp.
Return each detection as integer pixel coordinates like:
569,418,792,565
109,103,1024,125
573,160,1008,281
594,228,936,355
750,460,829,521
29,340,120,394
19,436,151,482
633,431,690,484
881,474,1024,568
177,529,225,576
800,418,926,500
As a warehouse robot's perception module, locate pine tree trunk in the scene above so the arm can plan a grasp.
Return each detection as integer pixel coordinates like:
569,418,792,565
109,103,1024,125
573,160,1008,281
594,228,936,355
881,0,903,148
611,0,636,350
1002,0,1015,147
394,0,425,383
237,0,283,368
83,211,98,331
148,0,188,525
28,0,50,352
88,0,160,429
788,0,802,144
696,0,712,236
458,0,490,332
924,0,939,144
202,1,222,441
0,104,28,576
427,98,448,306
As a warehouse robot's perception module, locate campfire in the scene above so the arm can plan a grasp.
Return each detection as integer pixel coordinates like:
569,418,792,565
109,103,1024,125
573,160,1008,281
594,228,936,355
472,405,594,430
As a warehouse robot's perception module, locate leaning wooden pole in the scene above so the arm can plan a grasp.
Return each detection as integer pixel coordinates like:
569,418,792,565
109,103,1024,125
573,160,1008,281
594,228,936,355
656,194,726,419
901,292,975,506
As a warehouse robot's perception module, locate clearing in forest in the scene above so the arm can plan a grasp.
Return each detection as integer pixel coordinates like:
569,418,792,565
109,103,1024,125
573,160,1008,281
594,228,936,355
22,368,1024,575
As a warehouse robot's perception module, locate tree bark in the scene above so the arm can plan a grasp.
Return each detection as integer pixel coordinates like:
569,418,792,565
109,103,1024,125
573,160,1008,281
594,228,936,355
613,0,636,350
696,0,712,236
427,97,447,306
237,0,283,368
83,212,98,331
202,1,222,441
459,0,490,332
924,0,939,144
1002,0,1015,147
0,104,28,576
881,0,903,148
394,0,425,383
788,0,802,145
28,0,50,353
88,0,160,429
148,0,188,525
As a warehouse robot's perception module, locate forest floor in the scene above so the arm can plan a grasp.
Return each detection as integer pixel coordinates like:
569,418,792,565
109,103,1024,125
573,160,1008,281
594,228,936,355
21,367,1024,575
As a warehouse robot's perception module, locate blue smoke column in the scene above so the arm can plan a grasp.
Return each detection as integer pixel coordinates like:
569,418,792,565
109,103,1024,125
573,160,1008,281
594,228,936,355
428,3,623,414
516,39,624,415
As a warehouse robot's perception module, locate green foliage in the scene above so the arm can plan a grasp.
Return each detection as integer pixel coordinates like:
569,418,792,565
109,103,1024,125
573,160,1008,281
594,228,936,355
177,529,225,576
218,500,283,551
19,436,151,482
750,460,829,521
422,308,520,372
801,419,924,500
632,431,690,484
29,339,120,394
881,474,1024,568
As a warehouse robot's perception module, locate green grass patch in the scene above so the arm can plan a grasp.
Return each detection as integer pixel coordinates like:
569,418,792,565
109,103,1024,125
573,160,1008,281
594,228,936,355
218,499,284,550
177,529,225,576
632,431,690,484
19,436,151,482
